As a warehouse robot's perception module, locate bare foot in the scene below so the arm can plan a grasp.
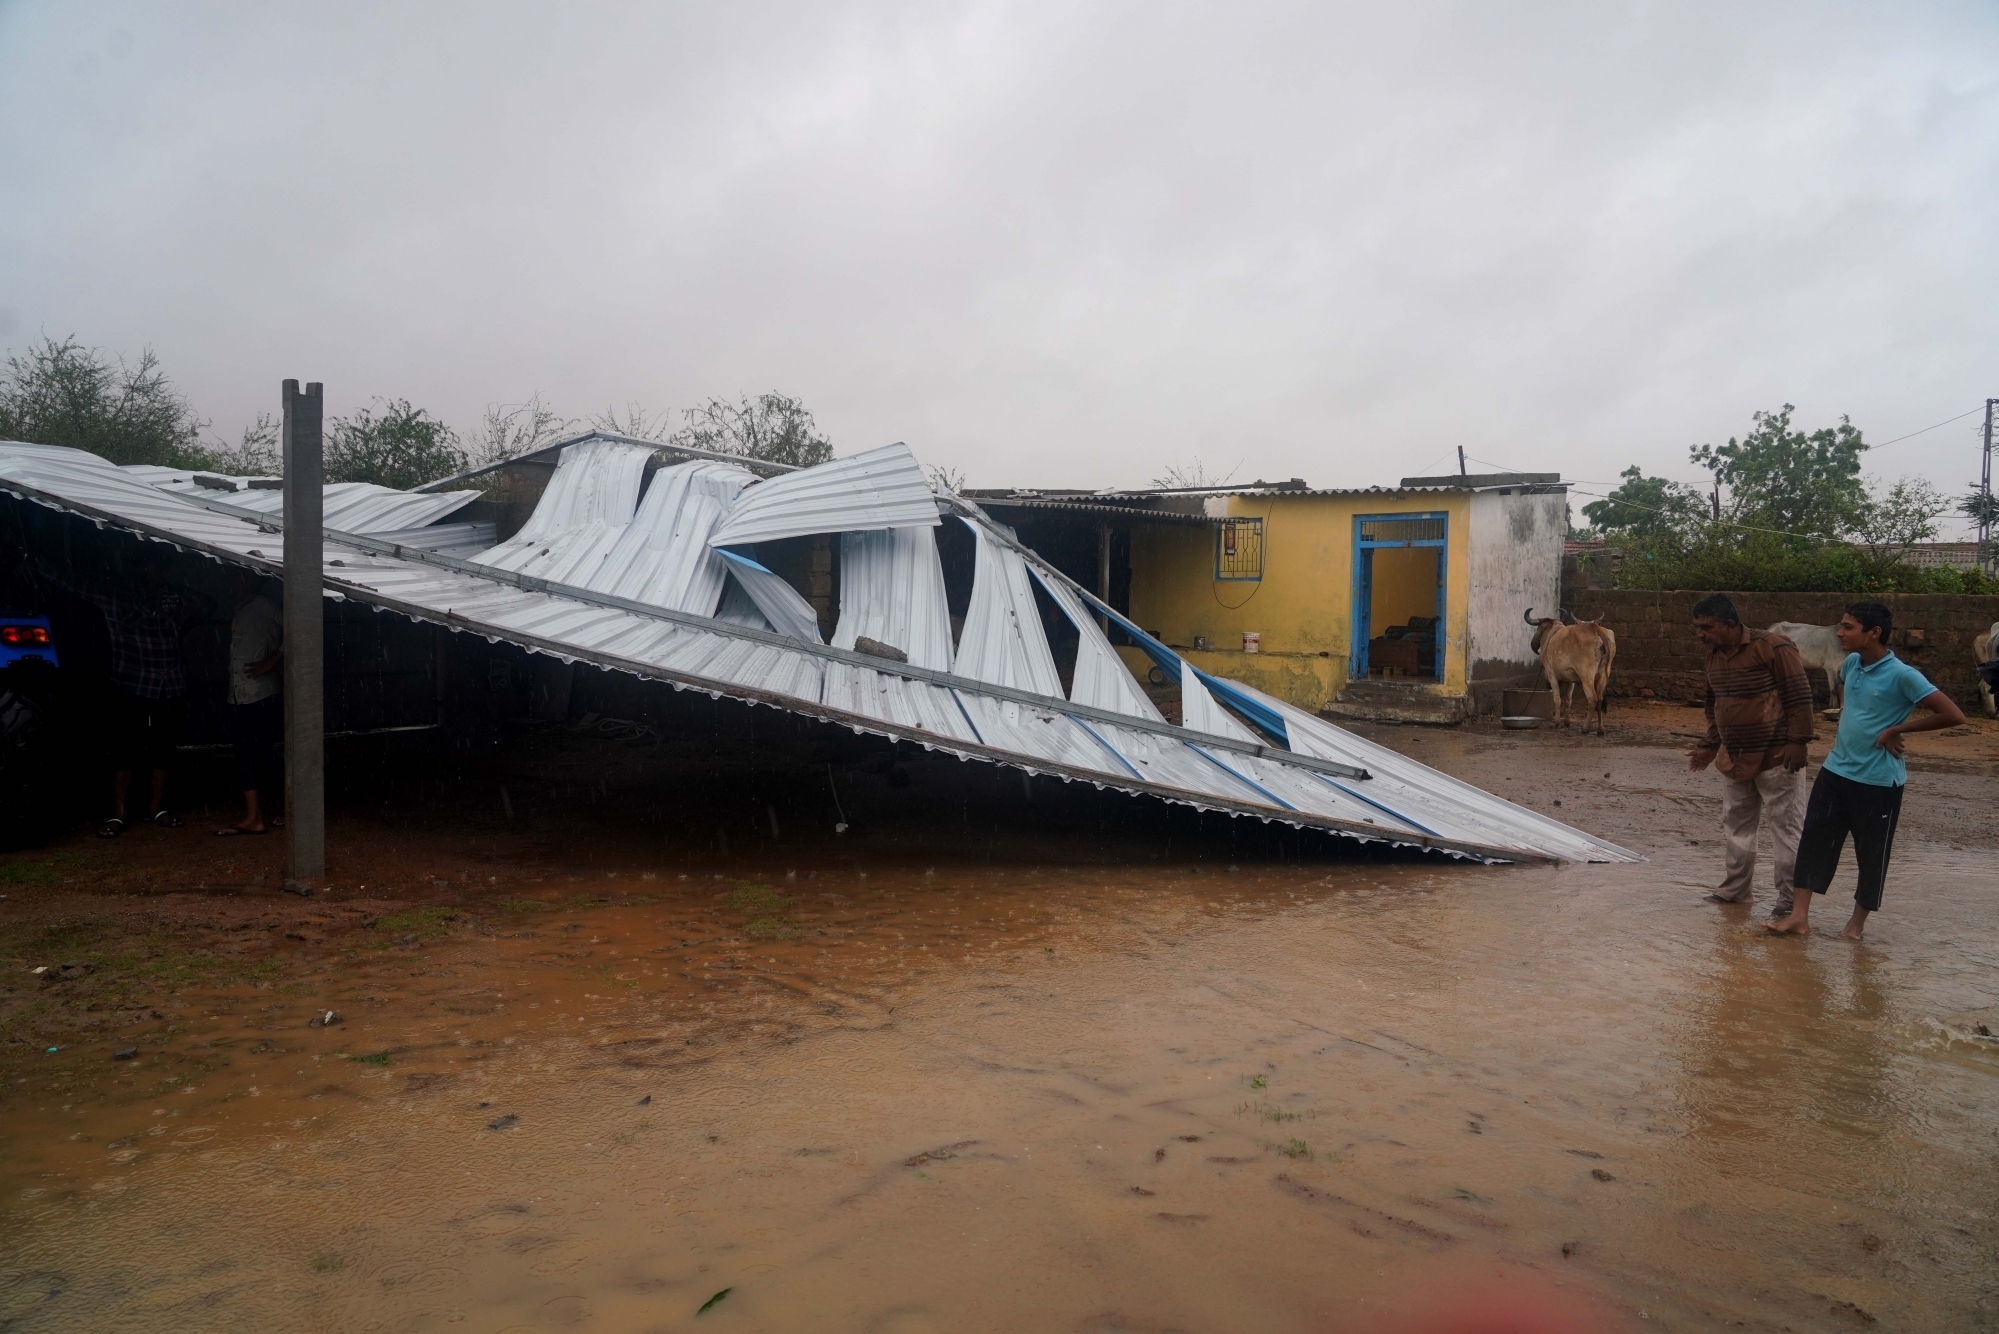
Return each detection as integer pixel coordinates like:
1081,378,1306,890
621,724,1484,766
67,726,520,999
1840,924,1865,940
1763,916,1809,936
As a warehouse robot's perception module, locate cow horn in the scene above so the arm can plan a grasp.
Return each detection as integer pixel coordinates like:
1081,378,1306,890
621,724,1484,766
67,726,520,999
1559,607,1575,625
1523,607,1539,626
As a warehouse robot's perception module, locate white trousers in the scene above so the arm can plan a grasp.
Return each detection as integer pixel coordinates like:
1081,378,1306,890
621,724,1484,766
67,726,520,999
1717,766,1806,909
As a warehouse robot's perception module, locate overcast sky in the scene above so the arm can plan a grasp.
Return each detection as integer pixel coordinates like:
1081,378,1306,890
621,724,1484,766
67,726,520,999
2,2,1995,529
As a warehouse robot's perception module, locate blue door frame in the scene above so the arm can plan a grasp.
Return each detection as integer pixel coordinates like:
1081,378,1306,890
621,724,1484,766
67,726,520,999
1350,512,1448,682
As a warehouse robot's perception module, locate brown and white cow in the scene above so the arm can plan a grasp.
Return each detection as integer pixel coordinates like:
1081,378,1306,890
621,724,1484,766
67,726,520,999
1523,607,1617,734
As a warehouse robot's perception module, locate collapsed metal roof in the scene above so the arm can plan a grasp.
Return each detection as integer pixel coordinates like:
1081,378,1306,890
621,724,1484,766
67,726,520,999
0,436,1636,865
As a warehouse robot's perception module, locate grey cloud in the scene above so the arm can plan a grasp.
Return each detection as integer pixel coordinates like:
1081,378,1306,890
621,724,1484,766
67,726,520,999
1,1,1995,531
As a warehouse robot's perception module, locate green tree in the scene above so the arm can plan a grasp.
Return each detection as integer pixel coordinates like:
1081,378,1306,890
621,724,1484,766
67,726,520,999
1849,477,1950,575
325,399,465,489
1959,486,1999,531
667,393,833,467
1580,466,1704,539
204,413,282,475
469,394,575,470
0,335,210,467
1689,404,1868,537
588,402,674,442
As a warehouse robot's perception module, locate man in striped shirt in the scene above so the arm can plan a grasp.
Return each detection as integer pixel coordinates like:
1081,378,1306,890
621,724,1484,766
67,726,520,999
1688,594,1816,915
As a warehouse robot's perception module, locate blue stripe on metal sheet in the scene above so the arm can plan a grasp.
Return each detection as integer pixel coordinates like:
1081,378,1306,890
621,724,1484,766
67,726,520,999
1310,772,1439,836
1193,669,1289,746
1067,714,1145,780
948,690,986,744
1186,744,1297,811
1089,600,1183,684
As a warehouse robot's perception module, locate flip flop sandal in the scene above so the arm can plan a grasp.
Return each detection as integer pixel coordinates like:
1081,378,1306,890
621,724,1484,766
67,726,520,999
215,826,268,837
98,817,126,838
148,810,183,828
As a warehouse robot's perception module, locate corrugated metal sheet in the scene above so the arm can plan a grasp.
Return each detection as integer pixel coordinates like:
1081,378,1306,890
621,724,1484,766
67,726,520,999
123,463,479,532
600,460,755,611
369,521,497,558
953,518,1063,696
829,526,954,671
714,549,824,644
473,438,656,585
0,437,1638,865
708,442,939,547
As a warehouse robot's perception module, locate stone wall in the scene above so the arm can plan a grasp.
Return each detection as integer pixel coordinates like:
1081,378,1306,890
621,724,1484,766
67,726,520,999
1566,590,1999,706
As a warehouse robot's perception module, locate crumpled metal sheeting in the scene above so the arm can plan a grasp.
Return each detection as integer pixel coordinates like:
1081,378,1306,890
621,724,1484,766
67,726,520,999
1179,666,1263,744
658,631,826,705
598,460,754,612
473,439,655,583
3,443,278,545
821,665,981,744
830,526,955,671
715,550,824,644
369,521,497,557
1227,679,1637,862
1025,566,1164,722
953,519,1064,697
122,465,481,534
2,438,1639,864
951,696,1128,777
714,578,771,632
1082,721,1269,805
707,442,940,548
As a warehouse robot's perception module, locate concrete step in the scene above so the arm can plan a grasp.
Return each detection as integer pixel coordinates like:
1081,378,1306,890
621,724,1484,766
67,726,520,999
1321,680,1468,726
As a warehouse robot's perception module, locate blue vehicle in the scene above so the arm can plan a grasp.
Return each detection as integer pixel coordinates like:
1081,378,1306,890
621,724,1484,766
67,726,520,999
0,612,59,669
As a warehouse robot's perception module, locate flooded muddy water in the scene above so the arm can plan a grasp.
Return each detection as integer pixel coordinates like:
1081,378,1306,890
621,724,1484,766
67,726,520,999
3,716,1996,1332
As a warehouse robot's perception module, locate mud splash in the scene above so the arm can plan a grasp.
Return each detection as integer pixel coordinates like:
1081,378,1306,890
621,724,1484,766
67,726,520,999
3,725,1996,1332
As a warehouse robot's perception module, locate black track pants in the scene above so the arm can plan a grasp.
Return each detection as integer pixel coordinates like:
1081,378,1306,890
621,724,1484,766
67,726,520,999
1791,768,1904,912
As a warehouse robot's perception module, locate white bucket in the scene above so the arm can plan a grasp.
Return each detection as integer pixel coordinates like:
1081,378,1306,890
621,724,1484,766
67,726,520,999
1242,631,1260,653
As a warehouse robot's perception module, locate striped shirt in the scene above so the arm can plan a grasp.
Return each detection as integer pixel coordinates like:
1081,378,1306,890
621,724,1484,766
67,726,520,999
1700,629,1816,779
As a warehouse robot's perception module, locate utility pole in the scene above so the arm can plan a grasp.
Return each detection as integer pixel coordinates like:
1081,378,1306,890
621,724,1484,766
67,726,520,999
1981,398,1996,577
1457,446,1467,477
282,380,325,894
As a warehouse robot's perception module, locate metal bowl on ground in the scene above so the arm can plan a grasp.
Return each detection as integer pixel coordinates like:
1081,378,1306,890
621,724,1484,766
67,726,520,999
1501,716,1541,730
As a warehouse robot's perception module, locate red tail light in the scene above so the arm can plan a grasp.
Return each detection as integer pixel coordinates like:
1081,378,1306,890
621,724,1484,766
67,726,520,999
1,625,52,647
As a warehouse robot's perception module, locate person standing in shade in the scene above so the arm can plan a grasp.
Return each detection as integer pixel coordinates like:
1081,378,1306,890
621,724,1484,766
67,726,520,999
1767,603,1964,940
1688,593,1815,915
218,569,283,836
39,548,203,836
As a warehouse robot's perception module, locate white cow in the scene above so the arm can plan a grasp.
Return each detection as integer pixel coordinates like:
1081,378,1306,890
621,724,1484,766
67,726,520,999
1977,621,1999,718
1769,621,1847,709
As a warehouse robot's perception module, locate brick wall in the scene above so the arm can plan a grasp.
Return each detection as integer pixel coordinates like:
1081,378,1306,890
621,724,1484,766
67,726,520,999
1567,590,1999,706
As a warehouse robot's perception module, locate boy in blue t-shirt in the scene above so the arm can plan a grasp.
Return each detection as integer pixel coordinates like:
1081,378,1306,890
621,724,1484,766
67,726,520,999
1766,602,1964,941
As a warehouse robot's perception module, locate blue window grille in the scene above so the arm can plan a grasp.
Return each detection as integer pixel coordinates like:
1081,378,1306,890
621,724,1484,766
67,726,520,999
1214,518,1263,581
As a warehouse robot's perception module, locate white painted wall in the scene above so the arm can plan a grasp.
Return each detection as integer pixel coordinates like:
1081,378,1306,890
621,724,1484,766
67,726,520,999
1466,488,1566,682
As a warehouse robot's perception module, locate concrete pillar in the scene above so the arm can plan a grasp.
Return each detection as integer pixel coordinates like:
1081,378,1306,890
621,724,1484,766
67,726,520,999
282,380,326,892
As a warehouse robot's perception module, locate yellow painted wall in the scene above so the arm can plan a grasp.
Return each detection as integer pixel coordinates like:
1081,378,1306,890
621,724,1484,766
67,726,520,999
1124,493,1472,710
1367,546,1441,638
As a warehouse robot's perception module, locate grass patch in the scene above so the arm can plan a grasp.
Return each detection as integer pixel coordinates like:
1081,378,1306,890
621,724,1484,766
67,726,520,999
0,852,85,890
312,1253,344,1273
344,1051,393,1067
496,899,540,914
1279,1139,1313,1160
372,906,459,940
729,882,792,939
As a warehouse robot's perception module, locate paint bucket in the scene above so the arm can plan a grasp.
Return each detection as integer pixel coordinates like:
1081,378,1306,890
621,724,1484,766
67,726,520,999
1242,631,1260,654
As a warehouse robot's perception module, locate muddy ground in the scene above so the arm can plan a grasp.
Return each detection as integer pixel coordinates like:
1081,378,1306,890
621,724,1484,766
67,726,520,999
2,702,1996,1333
